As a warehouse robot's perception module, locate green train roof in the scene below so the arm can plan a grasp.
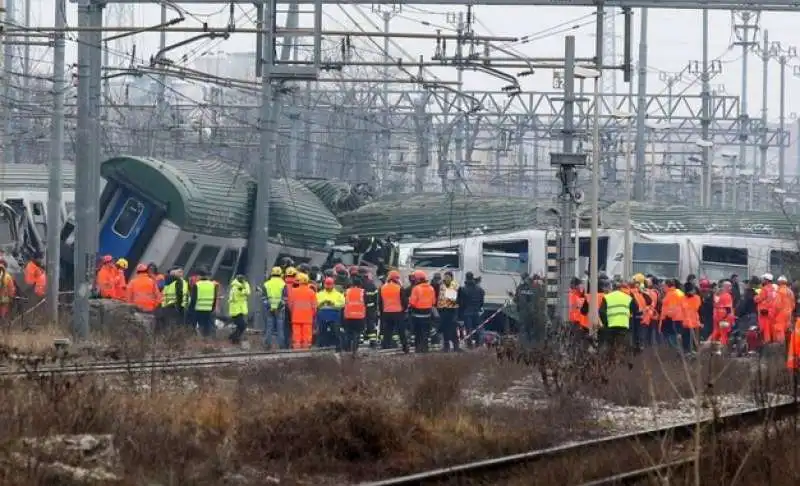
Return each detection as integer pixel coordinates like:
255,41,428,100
339,193,556,239
602,201,800,237
100,156,340,245
0,163,76,189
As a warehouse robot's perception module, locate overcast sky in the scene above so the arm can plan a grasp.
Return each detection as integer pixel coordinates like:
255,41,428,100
14,2,800,122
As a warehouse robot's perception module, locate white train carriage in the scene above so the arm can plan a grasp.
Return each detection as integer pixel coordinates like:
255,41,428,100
631,232,800,281
402,228,627,310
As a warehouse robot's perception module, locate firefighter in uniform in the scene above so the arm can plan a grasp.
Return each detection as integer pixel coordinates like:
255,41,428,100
409,270,436,353
379,270,407,352
358,267,379,347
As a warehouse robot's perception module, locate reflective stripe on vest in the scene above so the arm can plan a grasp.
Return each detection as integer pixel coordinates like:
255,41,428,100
344,288,367,319
194,280,216,311
604,291,632,329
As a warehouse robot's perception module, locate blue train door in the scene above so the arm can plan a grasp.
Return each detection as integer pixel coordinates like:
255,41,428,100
98,189,152,260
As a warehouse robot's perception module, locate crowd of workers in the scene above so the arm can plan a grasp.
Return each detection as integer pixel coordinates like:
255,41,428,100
566,272,800,369
89,254,487,353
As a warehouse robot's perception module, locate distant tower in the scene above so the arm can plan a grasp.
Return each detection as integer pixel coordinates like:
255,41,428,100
602,9,617,97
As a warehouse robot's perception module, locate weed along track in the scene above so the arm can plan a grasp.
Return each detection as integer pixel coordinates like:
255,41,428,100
360,402,800,486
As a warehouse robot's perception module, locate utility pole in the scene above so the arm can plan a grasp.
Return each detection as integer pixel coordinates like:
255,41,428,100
247,0,321,324
778,47,796,190
551,35,586,325
733,10,759,212
700,9,711,209
382,9,393,190
18,0,29,164
633,8,647,201
759,30,770,180
413,93,430,193
46,0,66,323
3,0,15,165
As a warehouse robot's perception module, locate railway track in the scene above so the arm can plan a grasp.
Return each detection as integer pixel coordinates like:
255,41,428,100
0,347,403,377
359,401,799,486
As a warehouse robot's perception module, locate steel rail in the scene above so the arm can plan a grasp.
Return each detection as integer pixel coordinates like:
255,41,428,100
0,347,403,377
358,402,799,486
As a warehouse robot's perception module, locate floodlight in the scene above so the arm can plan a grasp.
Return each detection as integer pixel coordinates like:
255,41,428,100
694,139,714,148
784,197,799,204
720,151,737,158
773,187,788,194
739,169,754,176
612,110,634,119
644,120,665,130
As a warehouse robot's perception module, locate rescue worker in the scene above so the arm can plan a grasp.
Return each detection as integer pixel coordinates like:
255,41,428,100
160,267,188,328
0,259,17,318
95,255,117,298
459,271,485,348
148,263,166,291
24,255,46,299
774,275,795,344
598,279,634,363
787,314,800,370
358,267,379,347
228,274,251,345
409,270,436,353
515,274,541,344
288,273,316,349
190,269,218,338
379,270,407,351
626,276,649,352
568,277,587,328
283,267,298,344
316,277,345,348
333,263,350,291
660,279,685,351
698,279,715,341
126,264,162,313
437,270,461,352
580,278,608,336
263,267,287,349
641,277,661,346
711,280,735,350
111,258,128,301
682,285,702,355
343,276,367,355
755,273,777,343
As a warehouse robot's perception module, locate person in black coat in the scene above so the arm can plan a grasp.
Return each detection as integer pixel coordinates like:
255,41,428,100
459,272,485,347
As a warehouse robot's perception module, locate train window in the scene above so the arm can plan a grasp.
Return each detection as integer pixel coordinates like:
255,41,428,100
481,240,529,274
190,245,221,274
770,250,800,278
213,249,239,284
31,202,44,217
173,242,197,268
632,243,680,279
112,198,144,238
273,253,312,267
0,210,14,246
700,245,748,281
65,202,75,216
410,247,460,269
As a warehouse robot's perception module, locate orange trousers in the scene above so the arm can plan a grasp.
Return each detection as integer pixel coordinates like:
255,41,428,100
710,320,732,345
291,321,313,349
759,315,775,343
773,312,791,343
0,304,10,318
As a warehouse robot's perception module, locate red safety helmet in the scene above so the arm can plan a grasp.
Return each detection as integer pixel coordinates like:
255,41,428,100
699,278,711,290
387,270,401,282
348,265,359,276
102,255,113,263
413,270,427,281
333,263,346,274
324,277,335,289
136,263,148,273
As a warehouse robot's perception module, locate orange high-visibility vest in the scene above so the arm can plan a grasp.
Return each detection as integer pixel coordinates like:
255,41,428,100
344,287,367,319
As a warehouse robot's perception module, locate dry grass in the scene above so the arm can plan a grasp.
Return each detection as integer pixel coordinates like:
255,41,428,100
0,352,598,485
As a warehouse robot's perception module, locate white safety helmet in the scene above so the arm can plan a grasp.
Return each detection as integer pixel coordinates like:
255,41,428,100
762,273,774,281
778,275,788,283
